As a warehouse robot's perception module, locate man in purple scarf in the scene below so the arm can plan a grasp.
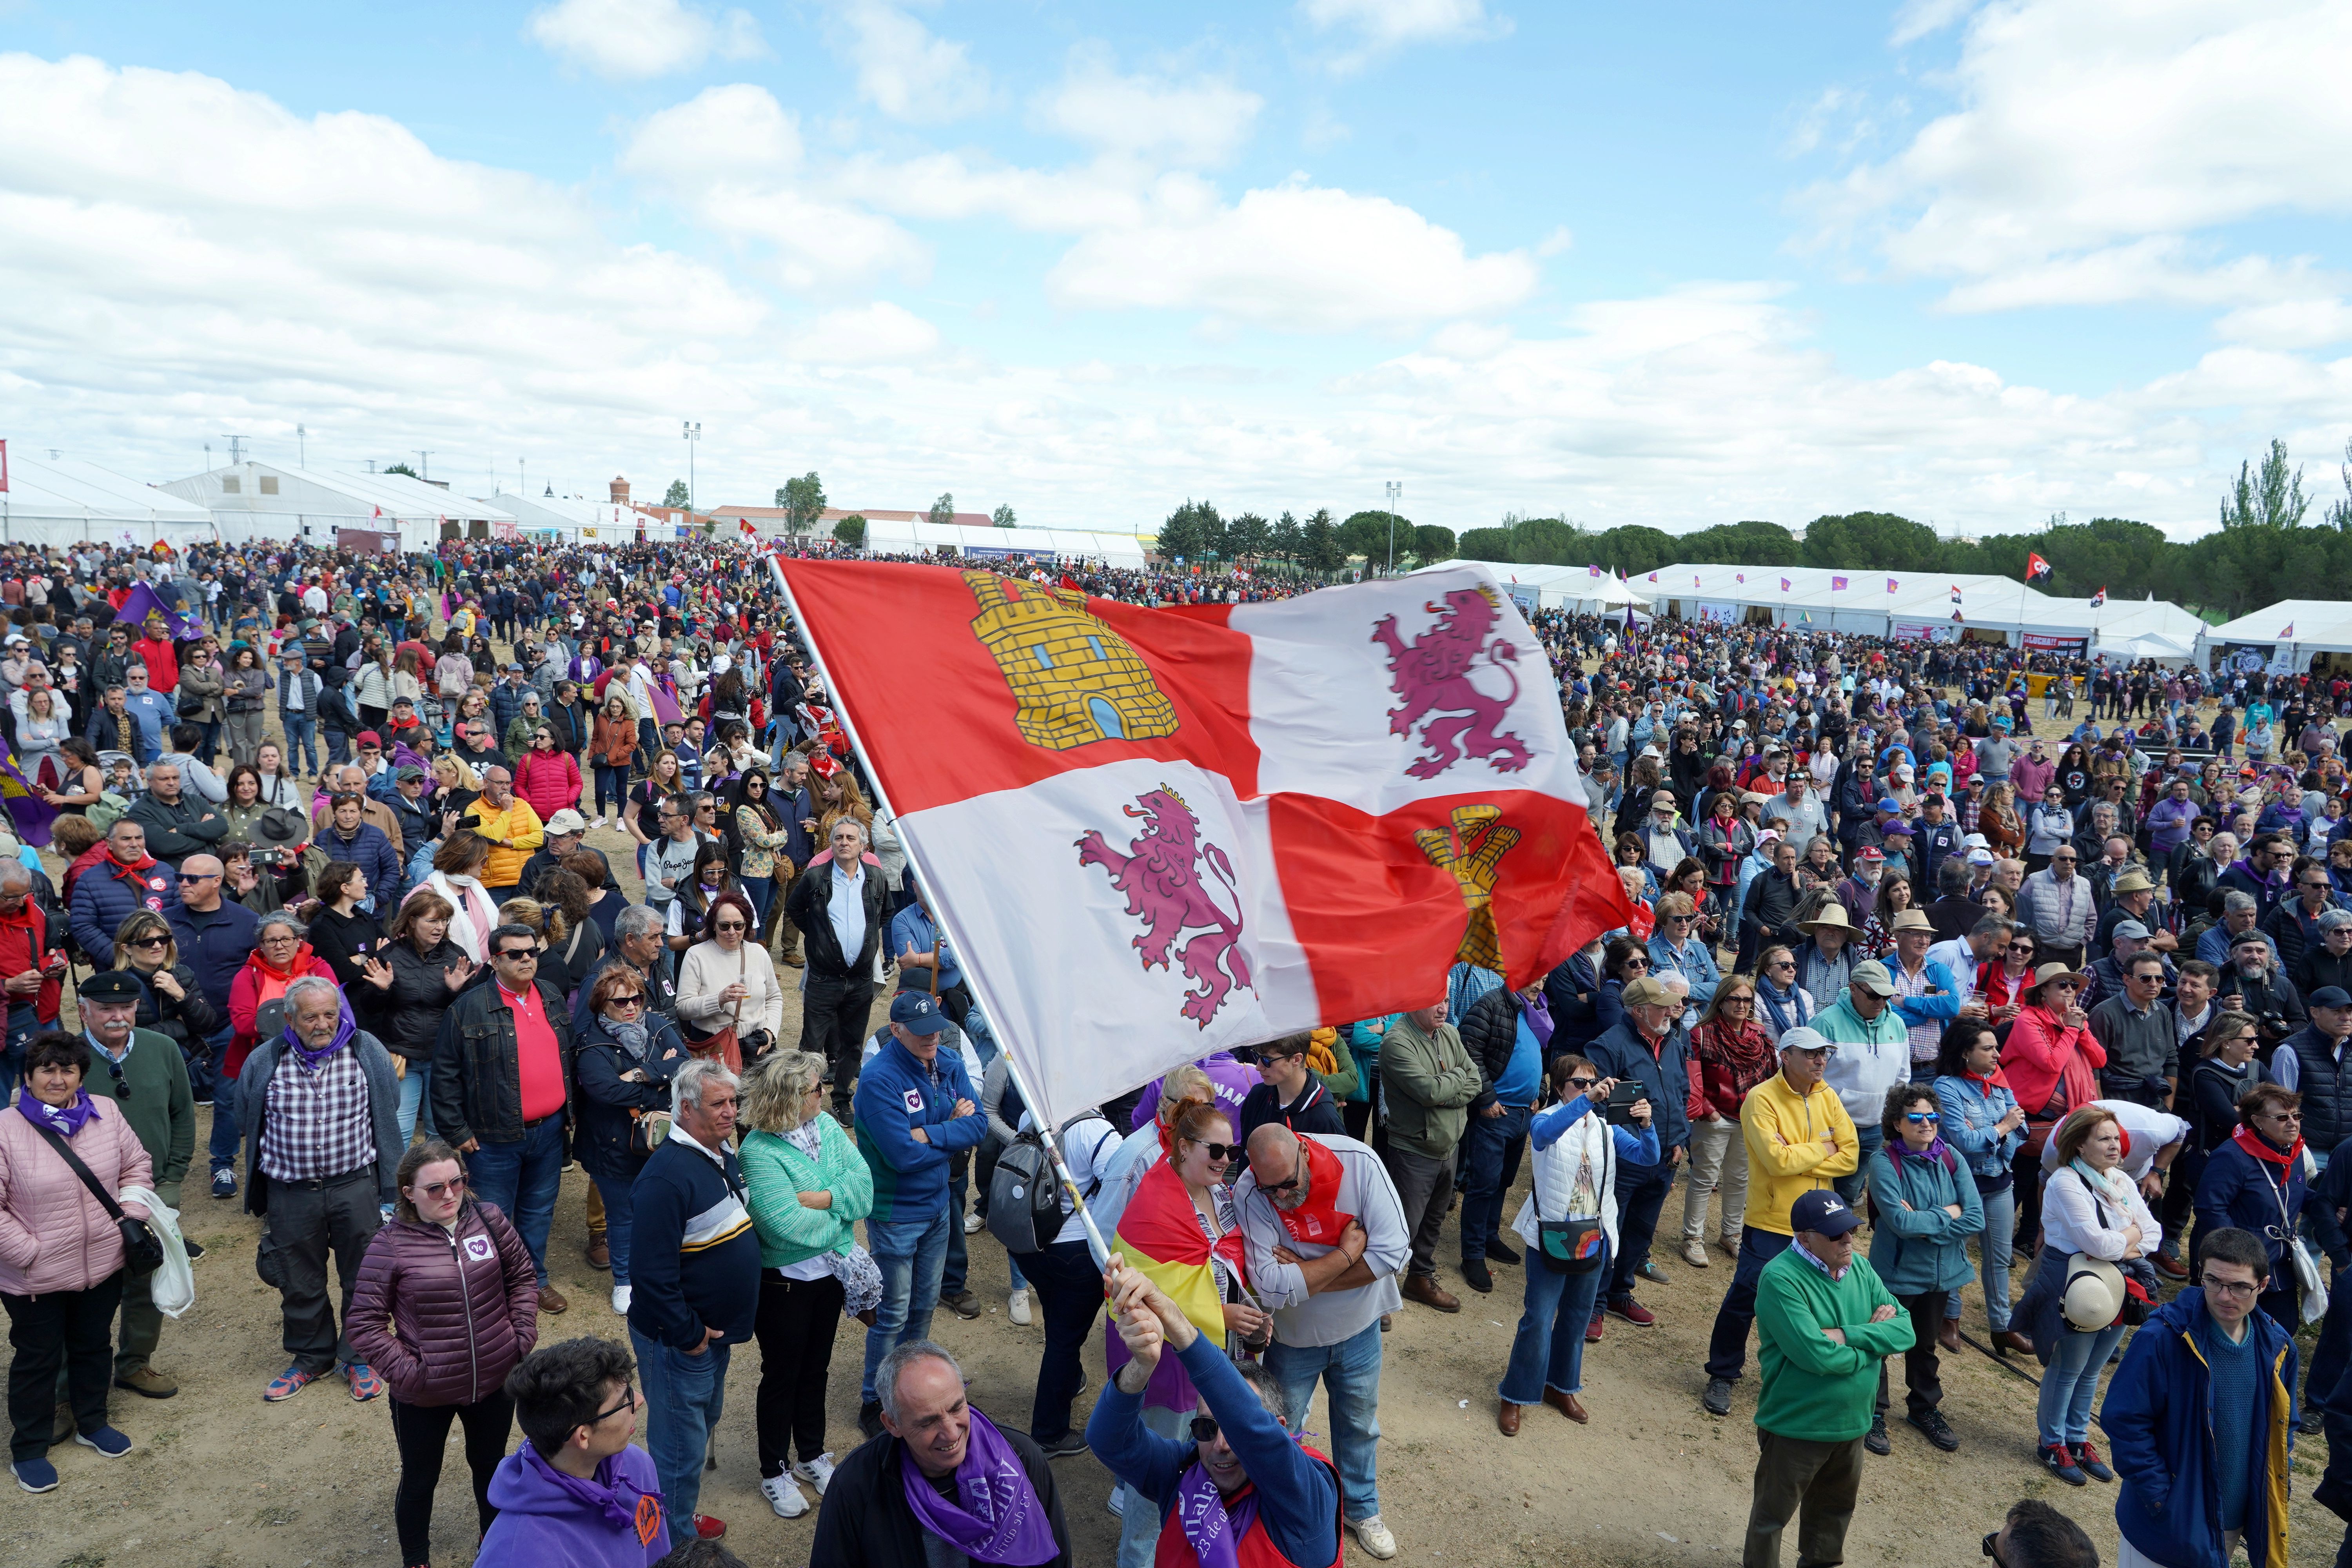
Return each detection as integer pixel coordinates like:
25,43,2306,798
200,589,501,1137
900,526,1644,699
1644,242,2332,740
1087,1267,1342,1568
477,1337,667,1568
811,1339,1072,1567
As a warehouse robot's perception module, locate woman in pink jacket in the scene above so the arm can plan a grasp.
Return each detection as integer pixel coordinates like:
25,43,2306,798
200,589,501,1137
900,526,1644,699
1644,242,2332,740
0,1032,153,1493
512,722,584,826
348,1139,538,1568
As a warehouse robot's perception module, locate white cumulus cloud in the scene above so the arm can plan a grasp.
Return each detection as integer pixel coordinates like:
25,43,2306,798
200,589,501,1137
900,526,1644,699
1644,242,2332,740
528,0,762,80
1300,0,1507,49
799,301,942,364
837,0,991,123
1032,45,1262,169
1047,179,1539,332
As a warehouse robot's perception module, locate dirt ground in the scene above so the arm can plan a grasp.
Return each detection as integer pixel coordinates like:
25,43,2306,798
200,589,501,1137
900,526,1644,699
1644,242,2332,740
2,679,2343,1568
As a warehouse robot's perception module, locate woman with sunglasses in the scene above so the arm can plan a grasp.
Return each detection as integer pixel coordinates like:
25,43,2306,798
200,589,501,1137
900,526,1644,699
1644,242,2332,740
1862,1084,1982,1455
728,769,792,940
110,910,224,1093
348,1138,538,1568
1931,1020,2032,1356
1495,1051,1655,1434
573,966,688,1318
2191,1082,2325,1336
1681,978,1775,1267
675,891,784,1070
511,722,581,830
1590,936,1651,1038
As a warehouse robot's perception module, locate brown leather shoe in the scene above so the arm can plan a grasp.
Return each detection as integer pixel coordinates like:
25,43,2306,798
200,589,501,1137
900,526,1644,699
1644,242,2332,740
1401,1274,1460,1313
1496,1401,1522,1436
1993,1329,2034,1357
2150,1252,2187,1279
537,1286,570,1314
1937,1319,1965,1354
1542,1388,1589,1425
586,1236,611,1271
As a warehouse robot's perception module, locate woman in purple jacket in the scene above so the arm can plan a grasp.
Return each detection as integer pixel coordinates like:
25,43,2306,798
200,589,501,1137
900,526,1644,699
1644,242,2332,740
348,1140,539,1568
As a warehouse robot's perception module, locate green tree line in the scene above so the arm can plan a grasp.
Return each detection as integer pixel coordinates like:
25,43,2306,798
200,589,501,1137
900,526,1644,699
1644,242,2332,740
1156,501,1457,573
1453,439,2352,621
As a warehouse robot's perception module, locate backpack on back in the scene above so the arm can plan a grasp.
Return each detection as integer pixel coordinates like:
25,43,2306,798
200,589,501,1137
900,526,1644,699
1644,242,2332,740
986,1112,1114,1256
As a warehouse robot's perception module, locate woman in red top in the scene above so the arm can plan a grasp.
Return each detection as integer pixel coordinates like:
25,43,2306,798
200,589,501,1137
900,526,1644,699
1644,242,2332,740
1973,928,2040,1024
1994,962,2104,1246
225,910,339,1078
1680,976,1776,1263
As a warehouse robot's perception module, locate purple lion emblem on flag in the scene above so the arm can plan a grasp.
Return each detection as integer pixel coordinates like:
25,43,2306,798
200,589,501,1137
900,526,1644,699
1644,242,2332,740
1076,785,1251,1027
1370,584,1530,780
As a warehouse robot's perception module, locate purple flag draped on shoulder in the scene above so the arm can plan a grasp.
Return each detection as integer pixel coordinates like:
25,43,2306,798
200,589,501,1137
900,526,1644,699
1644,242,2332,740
0,735,58,849
115,581,204,641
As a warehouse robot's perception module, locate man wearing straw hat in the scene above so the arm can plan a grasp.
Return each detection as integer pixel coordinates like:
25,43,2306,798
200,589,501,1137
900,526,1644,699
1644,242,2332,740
1790,902,1859,1007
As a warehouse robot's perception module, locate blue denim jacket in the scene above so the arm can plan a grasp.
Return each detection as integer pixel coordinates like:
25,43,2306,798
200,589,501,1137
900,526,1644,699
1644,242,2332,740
1931,1072,2025,1180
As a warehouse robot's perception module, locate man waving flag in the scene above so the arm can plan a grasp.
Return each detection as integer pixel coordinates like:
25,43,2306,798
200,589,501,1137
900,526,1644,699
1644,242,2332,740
775,560,1630,1129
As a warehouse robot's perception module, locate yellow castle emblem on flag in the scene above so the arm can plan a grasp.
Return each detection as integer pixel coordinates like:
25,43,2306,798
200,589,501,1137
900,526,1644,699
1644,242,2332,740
965,572,1179,750
1413,804,1519,971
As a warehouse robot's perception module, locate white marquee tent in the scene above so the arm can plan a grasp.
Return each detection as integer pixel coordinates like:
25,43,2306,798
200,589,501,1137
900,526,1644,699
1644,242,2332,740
2207,601,2352,673
831,515,1154,568
1441,560,1651,611
162,463,514,552
479,490,674,543
0,452,214,547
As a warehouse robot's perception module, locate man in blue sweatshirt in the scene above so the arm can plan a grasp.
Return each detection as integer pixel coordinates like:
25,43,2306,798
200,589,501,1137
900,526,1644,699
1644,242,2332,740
2101,1226,2298,1568
854,990,985,1439
626,1058,760,1550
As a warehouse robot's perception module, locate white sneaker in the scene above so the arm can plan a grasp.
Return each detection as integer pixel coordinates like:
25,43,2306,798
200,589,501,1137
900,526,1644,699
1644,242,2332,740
1009,1288,1032,1326
1351,1516,1398,1560
963,1210,984,1235
792,1453,837,1495
761,1473,810,1519
611,1285,632,1315
1106,1486,1125,1517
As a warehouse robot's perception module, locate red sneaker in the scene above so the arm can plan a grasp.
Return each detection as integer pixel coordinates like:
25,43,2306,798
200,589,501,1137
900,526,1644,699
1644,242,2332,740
694,1515,728,1541
1584,1313,1605,1343
1606,1296,1657,1328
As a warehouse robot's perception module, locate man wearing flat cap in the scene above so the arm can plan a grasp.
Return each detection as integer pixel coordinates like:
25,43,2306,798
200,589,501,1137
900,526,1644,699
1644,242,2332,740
79,968,196,1399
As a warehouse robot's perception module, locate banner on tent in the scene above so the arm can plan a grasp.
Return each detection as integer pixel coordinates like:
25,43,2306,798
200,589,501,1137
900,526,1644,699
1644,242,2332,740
1889,620,1960,643
2212,643,2271,676
1691,600,1741,625
2020,633,2088,657
1500,583,1539,613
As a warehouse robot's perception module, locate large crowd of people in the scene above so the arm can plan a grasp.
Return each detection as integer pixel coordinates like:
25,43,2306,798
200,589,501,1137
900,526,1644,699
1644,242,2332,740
0,533,2338,1567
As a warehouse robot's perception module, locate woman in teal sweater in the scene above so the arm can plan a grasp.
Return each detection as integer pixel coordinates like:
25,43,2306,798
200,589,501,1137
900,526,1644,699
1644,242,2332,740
740,1048,874,1521
1864,1083,1984,1457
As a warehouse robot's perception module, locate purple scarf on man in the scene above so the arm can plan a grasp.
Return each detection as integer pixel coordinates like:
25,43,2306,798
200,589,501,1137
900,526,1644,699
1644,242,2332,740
516,1440,654,1533
285,996,359,1074
1168,1426,1310,1568
899,1408,1060,1565
15,1087,96,1137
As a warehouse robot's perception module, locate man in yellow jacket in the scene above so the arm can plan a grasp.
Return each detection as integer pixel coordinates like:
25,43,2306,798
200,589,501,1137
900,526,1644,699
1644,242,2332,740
462,764,546,906
1701,1024,1858,1416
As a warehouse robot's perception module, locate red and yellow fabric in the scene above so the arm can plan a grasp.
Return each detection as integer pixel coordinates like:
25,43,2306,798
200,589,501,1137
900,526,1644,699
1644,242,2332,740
1105,1158,1245,1412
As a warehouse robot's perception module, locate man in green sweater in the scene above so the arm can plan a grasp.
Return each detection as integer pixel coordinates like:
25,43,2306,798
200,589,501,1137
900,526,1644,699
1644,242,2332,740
1745,1187,1911,1568
78,970,195,1399
1379,1000,1482,1314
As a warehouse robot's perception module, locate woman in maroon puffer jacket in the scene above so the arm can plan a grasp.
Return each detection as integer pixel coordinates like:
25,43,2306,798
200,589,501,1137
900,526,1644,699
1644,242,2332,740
348,1139,539,1568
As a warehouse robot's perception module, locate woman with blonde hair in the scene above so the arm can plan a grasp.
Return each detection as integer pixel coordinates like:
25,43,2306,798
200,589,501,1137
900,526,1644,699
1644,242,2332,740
573,965,687,1316
739,1047,872,1519
110,909,222,1092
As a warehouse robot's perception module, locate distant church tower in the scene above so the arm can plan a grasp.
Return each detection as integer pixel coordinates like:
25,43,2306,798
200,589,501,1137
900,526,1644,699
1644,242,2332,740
965,572,1179,750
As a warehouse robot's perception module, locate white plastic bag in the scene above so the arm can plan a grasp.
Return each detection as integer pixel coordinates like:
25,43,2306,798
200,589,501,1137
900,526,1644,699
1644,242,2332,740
119,1184,194,1319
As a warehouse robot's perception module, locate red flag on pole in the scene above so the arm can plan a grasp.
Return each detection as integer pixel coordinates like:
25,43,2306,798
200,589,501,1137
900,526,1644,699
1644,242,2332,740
774,561,1629,1127
2089,587,2106,608
2025,552,2053,581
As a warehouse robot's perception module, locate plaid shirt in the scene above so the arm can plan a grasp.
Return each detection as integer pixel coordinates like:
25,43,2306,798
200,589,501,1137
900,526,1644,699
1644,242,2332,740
260,1048,374,1182
1956,793,1983,835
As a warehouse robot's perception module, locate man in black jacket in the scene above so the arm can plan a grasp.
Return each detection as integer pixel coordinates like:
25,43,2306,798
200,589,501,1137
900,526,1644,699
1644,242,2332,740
1454,983,1544,1294
787,817,889,1120
125,759,228,871
1738,836,1802,971
430,924,575,1313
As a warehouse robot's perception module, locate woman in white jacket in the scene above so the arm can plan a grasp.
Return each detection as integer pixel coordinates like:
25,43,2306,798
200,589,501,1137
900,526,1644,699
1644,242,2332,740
405,830,501,964
1494,1051,1661,1434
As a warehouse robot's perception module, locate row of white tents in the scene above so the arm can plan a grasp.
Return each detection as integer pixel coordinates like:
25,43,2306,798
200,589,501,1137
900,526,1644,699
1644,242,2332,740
1457,559,2214,665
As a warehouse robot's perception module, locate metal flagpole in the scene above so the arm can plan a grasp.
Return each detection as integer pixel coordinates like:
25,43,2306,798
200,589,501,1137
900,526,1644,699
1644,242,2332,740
769,566,1120,1270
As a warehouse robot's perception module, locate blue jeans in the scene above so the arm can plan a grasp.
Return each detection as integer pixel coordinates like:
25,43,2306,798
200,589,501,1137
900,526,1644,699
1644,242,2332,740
591,1170,639,1285
463,1117,564,1285
740,875,773,936
1498,1243,1609,1406
282,713,319,775
1705,1229,1795,1381
2037,1321,2128,1447
394,1061,436,1147
1114,1404,1186,1568
1832,1124,1883,1207
1605,1157,1677,1301
1457,1103,1532,1265
2,1000,40,1100
1007,1239,1102,1443
207,1027,242,1176
1266,1318,1383,1523
1945,1183,2015,1332
942,1162,970,1299
862,1208,949,1403
631,1329,728,1550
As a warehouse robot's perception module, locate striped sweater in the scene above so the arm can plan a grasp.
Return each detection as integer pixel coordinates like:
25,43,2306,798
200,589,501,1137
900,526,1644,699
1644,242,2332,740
626,1131,760,1351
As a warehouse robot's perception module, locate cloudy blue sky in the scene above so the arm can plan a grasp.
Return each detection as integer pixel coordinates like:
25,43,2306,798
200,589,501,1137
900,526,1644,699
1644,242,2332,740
1,0,2348,537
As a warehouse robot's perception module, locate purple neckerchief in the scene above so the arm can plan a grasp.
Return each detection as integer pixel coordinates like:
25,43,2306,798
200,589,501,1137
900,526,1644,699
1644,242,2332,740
517,1440,653,1534
1521,990,1555,1049
286,997,358,1073
899,1407,1060,1566
1172,1427,1313,1568
1887,1134,1953,1171
16,1086,96,1137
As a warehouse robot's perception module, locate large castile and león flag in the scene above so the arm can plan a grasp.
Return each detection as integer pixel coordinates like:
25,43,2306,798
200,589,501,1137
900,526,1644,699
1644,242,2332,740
776,559,1630,1131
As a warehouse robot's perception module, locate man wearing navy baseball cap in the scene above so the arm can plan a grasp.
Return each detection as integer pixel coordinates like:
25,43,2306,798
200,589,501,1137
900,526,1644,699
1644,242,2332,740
850,985,984,1441
1742,1187,1911,1568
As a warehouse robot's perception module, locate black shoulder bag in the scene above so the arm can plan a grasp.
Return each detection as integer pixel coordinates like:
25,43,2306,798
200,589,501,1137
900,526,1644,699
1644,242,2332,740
33,1123,165,1276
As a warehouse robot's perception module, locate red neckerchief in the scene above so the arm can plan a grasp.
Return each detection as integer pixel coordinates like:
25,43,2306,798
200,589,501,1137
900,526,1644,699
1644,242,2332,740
1273,1136,1356,1247
1962,1068,2011,1095
2230,1126,2305,1168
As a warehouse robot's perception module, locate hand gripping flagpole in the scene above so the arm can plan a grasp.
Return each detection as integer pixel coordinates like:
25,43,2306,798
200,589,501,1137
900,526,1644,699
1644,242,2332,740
770,568,1121,1273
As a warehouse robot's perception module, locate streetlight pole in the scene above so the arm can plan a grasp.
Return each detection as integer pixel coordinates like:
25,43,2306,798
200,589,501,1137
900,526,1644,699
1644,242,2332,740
1385,480,1402,574
682,421,701,513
